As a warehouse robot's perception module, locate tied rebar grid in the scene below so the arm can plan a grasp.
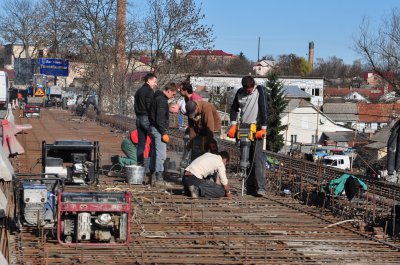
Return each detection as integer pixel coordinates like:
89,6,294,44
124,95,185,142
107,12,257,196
9,189,400,265
3,108,400,265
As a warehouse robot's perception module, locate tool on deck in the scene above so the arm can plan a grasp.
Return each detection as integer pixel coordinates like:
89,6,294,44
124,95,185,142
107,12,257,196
236,123,257,196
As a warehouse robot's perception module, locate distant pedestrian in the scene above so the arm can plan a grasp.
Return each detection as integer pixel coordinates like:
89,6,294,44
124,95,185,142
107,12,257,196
149,82,177,186
134,73,157,167
183,151,232,198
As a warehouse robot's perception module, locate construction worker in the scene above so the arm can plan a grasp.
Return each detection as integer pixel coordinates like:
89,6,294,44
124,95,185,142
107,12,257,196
228,75,268,197
111,130,151,168
134,73,157,167
185,100,221,161
183,151,232,198
149,82,177,185
178,82,202,114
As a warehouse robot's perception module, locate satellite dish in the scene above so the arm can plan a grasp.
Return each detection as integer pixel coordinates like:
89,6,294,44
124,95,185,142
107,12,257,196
320,117,327,124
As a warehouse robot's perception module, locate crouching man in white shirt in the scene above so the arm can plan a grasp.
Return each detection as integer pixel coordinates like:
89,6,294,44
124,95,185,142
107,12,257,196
183,151,232,198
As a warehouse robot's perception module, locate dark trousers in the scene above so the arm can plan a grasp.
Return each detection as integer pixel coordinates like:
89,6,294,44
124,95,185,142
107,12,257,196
136,115,150,166
245,138,266,193
183,175,225,198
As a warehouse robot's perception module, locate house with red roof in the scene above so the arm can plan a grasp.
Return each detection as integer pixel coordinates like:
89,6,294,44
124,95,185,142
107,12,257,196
187,49,237,66
356,103,400,133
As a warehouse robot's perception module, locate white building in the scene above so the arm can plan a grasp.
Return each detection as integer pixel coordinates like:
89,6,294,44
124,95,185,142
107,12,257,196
253,60,276,76
190,75,324,106
281,99,351,147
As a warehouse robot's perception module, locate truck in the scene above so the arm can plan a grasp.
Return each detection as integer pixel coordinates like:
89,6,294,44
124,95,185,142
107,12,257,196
45,85,64,107
322,155,351,170
27,74,47,106
0,71,9,110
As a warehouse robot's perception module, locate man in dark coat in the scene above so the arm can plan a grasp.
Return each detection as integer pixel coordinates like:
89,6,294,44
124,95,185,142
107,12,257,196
134,73,157,167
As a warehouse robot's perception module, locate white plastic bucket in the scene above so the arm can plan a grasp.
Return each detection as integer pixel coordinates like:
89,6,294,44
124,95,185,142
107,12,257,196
125,165,144,184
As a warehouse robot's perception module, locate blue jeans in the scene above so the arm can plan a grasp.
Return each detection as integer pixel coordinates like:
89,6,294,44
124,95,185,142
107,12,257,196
149,126,166,173
136,115,150,166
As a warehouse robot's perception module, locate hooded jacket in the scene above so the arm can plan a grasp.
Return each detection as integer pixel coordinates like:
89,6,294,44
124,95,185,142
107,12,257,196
149,90,169,135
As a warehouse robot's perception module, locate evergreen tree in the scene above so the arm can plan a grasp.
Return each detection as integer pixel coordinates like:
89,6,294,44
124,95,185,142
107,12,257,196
265,72,288,152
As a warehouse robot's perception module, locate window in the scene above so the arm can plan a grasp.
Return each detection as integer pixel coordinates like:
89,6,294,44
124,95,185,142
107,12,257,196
311,135,315,144
291,135,297,143
300,88,305,92
312,88,320,96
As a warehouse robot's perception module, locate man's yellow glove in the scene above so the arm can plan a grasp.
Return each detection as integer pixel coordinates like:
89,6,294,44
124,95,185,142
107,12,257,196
255,129,267,139
227,125,237,138
162,134,170,143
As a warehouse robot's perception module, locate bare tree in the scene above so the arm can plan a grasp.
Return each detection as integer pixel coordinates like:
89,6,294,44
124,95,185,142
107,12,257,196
354,9,400,90
143,0,214,77
0,0,44,59
40,0,76,58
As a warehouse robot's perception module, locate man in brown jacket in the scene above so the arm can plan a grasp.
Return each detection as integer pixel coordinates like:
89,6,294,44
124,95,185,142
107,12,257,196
185,100,221,161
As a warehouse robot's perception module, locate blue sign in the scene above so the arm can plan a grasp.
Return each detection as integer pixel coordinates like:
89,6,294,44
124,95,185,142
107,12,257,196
39,58,69,77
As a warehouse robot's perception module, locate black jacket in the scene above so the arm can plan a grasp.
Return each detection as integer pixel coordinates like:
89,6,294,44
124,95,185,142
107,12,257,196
134,83,154,116
149,90,169,135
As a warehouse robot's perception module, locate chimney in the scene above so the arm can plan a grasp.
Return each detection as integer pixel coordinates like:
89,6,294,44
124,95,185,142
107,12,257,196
116,0,126,67
308,41,314,71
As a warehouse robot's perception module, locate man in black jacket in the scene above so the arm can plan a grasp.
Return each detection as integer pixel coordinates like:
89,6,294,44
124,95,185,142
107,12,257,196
134,73,157,167
149,82,177,185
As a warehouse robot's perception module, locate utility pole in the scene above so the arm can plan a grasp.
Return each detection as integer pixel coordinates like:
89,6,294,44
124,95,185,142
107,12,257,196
257,37,260,62
315,100,320,152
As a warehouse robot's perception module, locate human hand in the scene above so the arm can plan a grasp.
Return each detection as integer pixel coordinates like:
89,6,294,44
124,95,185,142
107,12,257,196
226,191,233,198
162,134,170,143
227,125,237,138
255,129,267,139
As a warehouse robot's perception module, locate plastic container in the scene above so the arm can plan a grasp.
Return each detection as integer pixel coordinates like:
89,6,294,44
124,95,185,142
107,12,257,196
125,165,144,184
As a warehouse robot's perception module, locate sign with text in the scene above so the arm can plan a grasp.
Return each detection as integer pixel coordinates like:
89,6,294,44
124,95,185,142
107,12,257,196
39,58,69,77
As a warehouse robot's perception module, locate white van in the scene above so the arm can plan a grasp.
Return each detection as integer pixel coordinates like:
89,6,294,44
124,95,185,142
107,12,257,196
0,71,9,110
322,155,350,170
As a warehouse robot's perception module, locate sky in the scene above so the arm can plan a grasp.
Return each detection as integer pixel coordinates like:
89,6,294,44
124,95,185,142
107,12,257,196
196,0,399,64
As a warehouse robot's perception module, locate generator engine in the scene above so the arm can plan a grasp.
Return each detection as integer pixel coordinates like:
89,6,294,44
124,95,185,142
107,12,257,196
58,192,131,246
42,140,99,185
14,176,60,227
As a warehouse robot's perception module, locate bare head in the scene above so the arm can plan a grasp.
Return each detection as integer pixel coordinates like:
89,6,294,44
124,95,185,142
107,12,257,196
144,73,158,89
241,75,255,94
163,82,177,99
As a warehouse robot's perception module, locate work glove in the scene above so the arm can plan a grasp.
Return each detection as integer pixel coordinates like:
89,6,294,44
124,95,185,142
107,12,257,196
162,134,170,143
255,129,267,139
227,125,237,138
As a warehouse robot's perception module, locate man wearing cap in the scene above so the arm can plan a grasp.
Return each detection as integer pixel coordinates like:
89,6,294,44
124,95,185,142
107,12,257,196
183,151,232,198
227,75,268,197
185,100,221,161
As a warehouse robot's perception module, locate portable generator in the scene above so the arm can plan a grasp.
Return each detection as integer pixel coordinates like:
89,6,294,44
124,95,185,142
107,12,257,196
42,140,100,185
14,175,132,246
57,191,131,246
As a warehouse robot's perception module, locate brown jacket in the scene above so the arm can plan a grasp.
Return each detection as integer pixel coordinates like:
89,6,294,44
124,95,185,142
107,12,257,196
189,101,221,138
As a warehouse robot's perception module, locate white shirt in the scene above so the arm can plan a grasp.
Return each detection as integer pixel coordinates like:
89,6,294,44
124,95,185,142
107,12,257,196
185,153,228,186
